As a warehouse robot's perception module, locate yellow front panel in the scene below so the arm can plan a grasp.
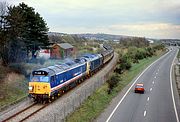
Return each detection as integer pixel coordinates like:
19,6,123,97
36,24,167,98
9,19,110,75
86,62,90,75
29,82,51,96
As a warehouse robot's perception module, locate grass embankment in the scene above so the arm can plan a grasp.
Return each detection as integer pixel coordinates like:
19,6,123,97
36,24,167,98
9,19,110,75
67,51,165,122
0,71,28,110
177,48,180,59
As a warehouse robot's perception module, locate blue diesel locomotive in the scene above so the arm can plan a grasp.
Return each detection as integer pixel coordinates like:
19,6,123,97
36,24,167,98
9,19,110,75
29,48,114,102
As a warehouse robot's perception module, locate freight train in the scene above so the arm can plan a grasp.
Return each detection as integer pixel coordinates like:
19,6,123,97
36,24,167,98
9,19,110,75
29,45,114,102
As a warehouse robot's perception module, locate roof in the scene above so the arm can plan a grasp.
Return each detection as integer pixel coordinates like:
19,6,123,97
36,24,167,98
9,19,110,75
82,53,101,61
33,64,70,76
53,43,73,49
32,58,85,76
136,83,144,86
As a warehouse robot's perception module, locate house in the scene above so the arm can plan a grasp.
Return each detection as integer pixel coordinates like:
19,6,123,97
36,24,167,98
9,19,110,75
36,49,50,59
50,43,74,59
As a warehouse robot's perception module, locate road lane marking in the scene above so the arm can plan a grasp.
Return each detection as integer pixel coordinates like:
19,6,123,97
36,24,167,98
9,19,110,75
170,49,179,122
152,81,155,84
156,72,158,75
105,50,171,122
147,97,150,101
150,88,152,91
144,111,147,117
154,76,156,78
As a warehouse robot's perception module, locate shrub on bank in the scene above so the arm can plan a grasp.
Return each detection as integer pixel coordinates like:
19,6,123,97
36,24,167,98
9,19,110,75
107,73,121,94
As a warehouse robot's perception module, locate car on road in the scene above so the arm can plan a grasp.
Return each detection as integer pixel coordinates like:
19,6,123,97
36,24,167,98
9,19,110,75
134,83,144,94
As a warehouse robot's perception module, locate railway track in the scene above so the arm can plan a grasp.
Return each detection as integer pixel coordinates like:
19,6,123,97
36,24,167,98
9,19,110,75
1,76,93,122
2,102,47,122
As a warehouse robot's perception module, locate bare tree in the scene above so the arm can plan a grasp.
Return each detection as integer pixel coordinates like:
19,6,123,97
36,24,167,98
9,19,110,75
0,1,8,30
0,2,9,66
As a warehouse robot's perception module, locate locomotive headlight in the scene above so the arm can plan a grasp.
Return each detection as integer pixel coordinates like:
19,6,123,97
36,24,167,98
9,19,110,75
29,86,33,91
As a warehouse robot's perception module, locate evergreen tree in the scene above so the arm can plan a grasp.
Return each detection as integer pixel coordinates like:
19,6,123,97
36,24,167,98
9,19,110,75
0,2,49,65
14,2,49,57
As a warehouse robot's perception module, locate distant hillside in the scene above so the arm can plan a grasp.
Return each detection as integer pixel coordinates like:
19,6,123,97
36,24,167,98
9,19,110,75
48,32,87,46
48,32,180,43
48,32,67,36
48,32,156,42
48,32,130,41
72,33,129,41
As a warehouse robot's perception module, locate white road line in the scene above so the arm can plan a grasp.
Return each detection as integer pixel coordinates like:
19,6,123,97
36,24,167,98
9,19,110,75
152,81,155,84
105,50,171,122
144,111,147,117
156,72,158,75
147,97,150,101
154,76,156,78
170,49,179,122
150,88,152,91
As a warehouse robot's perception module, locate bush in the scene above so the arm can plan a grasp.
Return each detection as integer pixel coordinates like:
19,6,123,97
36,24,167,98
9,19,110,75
153,44,165,50
125,60,132,70
9,63,28,76
0,66,11,81
135,48,147,60
115,54,132,73
145,47,155,57
107,73,121,94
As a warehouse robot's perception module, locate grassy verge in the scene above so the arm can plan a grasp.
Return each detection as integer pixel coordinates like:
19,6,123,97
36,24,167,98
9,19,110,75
67,51,165,122
0,73,28,111
0,84,27,105
0,90,28,111
178,48,180,59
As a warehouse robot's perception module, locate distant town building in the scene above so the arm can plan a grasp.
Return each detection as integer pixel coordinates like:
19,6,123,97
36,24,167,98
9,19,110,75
113,40,120,44
50,43,74,59
37,49,50,59
148,39,154,44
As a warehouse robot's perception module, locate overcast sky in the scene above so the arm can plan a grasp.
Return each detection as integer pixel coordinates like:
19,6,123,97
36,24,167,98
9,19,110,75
6,0,180,39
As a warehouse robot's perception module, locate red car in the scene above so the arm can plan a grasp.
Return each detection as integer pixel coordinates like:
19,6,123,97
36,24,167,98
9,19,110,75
134,83,145,94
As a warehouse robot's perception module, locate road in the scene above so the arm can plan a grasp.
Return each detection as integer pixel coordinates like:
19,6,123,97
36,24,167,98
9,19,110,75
101,47,179,122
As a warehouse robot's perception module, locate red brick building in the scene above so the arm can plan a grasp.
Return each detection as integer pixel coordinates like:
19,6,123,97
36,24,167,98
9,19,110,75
50,43,74,59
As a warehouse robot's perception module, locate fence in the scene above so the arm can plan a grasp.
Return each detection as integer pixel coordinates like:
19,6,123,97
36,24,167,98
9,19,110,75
31,53,118,122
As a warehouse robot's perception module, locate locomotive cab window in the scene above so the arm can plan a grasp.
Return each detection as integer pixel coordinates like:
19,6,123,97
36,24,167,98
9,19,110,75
39,76,49,82
30,76,49,82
